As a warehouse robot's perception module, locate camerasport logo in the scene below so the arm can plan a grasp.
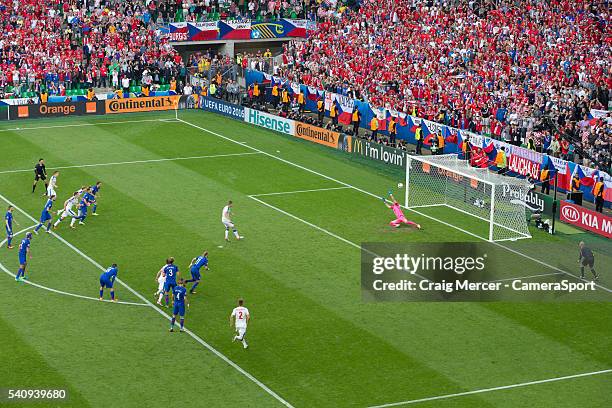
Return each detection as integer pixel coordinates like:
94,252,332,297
561,205,580,222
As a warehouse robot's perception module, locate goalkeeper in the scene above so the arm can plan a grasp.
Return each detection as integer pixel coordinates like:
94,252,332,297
384,193,421,229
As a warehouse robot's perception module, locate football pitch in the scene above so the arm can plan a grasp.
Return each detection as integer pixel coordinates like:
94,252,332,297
0,109,610,407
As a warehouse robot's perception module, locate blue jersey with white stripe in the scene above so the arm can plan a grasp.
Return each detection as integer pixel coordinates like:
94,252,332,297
4,211,12,230
18,238,30,257
164,264,179,284
173,286,187,305
191,256,208,273
101,266,118,283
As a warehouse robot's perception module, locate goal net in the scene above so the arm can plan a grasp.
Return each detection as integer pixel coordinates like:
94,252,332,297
405,154,532,242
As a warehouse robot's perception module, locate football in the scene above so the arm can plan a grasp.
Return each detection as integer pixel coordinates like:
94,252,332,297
397,183,404,189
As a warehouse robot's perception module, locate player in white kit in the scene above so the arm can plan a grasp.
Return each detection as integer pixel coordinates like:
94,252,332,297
53,191,79,229
222,200,243,242
154,268,167,306
47,171,59,197
230,298,250,349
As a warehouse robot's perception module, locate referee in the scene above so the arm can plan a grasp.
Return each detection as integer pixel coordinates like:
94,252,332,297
32,158,47,194
578,241,599,281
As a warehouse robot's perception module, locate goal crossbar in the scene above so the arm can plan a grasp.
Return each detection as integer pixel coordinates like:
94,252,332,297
405,154,532,242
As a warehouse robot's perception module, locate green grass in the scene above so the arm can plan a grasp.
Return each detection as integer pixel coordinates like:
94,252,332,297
0,110,610,407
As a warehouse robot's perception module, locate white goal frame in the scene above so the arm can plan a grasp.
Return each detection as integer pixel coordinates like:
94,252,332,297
405,154,532,242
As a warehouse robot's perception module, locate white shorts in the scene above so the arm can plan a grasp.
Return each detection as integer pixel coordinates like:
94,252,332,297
47,187,56,197
235,326,247,339
223,221,235,229
61,209,76,219
157,280,165,293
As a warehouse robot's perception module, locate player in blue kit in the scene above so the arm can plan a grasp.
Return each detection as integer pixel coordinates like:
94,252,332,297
99,263,118,301
159,257,179,306
5,205,15,249
169,279,189,332
15,232,32,281
34,195,55,234
90,182,102,216
70,188,93,228
185,251,209,294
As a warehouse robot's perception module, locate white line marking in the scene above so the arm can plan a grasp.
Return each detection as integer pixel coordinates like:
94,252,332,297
249,195,362,250
0,118,174,133
0,192,294,408
0,261,148,307
488,272,565,283
366,369,612,407
248,195,429,283
0,152,262,175
250,186,351,197
0,226,148,307
177,117,612,295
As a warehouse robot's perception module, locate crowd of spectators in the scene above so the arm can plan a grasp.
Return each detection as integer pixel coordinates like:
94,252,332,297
280,0,611,171
0,0,187,98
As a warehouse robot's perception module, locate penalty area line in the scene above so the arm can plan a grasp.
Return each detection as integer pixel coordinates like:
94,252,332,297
250,186,351,197
176,118,612,295
366,368,612,407
0,192,295,408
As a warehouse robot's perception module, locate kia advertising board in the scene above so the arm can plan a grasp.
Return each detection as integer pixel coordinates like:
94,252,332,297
559,201,612,238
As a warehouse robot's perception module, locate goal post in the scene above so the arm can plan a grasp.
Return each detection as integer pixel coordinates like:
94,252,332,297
405,154,532,242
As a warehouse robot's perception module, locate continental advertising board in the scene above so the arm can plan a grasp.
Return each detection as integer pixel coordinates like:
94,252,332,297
294,122,339,148
105,96,179,114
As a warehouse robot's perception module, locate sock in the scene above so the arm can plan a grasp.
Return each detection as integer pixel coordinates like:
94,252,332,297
92,204,97,213
7,236,11,246
70,218,76,227
190,281,199,292
185,278,194,283
44,183,48,190
180,318,184,329
225,229,229,240
157,292,163,303
591,269,597,277
233,229,239,238
165,294,169,305
53,219,60,227
46,222,51,232
580,266,585,277
110,291,115,300
170,317,175,328
32,183,36,193
34,223,42,232
16,268,23,279
242,339,248,347
99,289,103,298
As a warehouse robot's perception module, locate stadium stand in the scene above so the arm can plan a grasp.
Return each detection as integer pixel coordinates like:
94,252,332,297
279,0,610,171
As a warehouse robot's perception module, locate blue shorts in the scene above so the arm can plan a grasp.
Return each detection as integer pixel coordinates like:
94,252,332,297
190,269,201,280
173,303,185,317
164,281,177,292
40,211,51,223
19,254,27,265
99,278,114,288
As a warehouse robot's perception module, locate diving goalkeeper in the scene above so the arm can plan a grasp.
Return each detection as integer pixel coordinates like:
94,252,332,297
384,193,421,230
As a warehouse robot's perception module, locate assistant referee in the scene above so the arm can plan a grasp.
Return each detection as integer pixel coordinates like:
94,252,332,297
32,158,47,194
578,241,599,281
